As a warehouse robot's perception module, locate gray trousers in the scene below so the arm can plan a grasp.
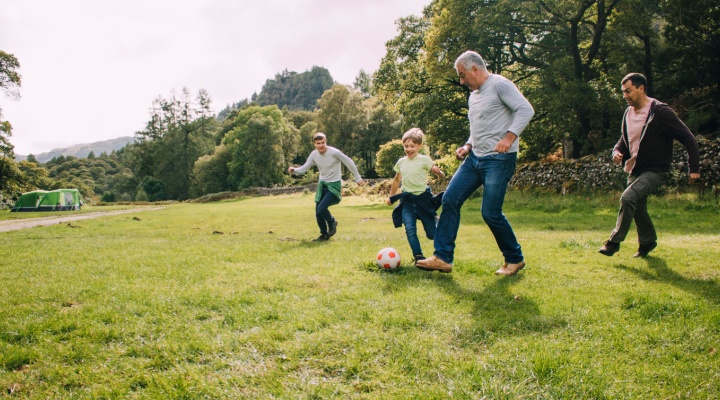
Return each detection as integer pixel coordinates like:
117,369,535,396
609,171,666,245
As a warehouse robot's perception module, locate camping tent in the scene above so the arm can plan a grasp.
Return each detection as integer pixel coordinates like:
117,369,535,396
11,189,82,212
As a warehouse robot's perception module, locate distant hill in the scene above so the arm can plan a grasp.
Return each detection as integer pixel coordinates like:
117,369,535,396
15,136,135,163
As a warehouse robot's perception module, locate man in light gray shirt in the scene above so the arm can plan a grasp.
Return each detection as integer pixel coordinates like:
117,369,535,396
289,132,363,241
417,50,534,275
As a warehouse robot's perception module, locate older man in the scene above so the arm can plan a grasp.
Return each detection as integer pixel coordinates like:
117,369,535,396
416,50,534,275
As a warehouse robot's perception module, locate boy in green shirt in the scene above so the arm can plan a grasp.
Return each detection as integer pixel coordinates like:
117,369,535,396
387,128,445,262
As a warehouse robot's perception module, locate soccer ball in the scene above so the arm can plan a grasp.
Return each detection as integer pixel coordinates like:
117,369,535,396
376,247,401,269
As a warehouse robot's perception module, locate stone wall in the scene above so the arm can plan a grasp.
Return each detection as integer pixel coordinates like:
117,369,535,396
510,137,720,194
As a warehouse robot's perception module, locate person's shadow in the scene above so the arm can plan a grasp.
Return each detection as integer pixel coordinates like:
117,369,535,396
614,257,720,304
380,268,565,342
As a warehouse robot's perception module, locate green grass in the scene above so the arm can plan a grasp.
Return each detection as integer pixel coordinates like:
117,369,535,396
0,191,718,398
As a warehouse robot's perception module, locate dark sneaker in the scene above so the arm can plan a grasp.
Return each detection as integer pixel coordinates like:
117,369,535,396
313,234,330,242
599,240,620,256
328,219,338,236
633,242,657,258
413,254,426,263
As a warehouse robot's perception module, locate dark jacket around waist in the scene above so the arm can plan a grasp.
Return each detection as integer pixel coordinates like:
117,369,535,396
614,99,700,175
390,188,444,228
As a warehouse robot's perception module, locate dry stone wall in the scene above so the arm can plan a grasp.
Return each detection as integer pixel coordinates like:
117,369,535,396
510,137,720,194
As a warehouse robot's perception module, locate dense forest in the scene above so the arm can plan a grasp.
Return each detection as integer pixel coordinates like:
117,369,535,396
1,0,718,207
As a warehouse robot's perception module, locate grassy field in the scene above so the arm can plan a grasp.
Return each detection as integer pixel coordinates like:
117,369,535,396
0,190,718,398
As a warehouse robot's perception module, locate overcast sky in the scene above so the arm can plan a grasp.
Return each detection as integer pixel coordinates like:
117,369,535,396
1,0,428,156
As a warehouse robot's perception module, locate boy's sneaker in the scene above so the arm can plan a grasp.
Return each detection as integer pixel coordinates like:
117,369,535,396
413,254,426,263
599,240,620,256
633,241,657,258
328,220,338,236
313,234,330,242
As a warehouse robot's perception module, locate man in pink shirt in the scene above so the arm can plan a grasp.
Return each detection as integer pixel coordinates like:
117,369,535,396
599,73,700,258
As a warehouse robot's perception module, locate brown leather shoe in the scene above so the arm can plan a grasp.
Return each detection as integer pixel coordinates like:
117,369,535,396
415,256,452,273
495,261,525,276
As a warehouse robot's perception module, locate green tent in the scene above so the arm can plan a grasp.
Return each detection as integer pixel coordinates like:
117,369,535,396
11,189,82,212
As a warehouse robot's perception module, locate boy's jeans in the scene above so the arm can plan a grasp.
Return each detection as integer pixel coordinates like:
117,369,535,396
401,198,437,257
315,186,336,235
434,151,522,264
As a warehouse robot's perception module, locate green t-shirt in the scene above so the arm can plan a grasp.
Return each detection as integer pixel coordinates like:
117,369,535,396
393,154,434,195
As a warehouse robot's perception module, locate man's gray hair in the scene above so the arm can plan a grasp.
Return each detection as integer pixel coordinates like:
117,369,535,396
454,51,487,72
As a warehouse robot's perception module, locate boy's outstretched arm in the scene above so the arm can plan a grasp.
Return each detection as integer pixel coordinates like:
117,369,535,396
386,173,401,205
431,165,445,180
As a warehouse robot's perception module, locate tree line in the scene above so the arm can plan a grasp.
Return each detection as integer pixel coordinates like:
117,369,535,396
1,0,718,206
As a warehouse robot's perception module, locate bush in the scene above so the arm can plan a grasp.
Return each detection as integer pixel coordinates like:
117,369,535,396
374,140,405,178
101,192,117,202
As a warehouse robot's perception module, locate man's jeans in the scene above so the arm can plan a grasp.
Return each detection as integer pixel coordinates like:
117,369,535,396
434,152,522,264
609,171,666,245
401,198,437,257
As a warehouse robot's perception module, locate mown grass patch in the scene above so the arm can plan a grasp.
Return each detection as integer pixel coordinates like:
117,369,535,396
0,191,718,398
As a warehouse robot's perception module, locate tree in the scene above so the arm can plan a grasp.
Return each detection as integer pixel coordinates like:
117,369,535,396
316,84,368,157
132,88,218,200
0,50,21,194
375,139,406,178
375,0,634,160
357,97,401,175
191,144,232,196
223,105,299,189
255,66,334,111
655,0,720,136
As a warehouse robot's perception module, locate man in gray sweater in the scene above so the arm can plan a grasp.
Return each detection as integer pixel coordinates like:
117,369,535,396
417,50,534,275
289,132,363,241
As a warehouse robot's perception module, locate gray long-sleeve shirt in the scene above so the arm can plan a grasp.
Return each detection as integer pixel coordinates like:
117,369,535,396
467,74,534,156
293,146,362,183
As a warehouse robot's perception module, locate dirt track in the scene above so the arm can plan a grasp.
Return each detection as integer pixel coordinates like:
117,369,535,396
0,207,164,233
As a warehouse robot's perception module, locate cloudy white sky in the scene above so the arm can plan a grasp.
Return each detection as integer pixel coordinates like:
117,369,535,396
1,0,428,156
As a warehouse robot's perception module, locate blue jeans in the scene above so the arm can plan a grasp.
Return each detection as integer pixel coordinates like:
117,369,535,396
434,152,522,264
401,198,437,257
315,186,336,235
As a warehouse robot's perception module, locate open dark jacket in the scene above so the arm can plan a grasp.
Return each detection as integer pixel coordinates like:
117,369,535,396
614,99,700,176
390,188,444,229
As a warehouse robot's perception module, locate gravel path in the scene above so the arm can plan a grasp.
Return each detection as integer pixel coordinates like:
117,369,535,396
0,207,165,232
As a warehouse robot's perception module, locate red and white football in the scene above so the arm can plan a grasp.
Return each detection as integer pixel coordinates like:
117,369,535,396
376,247,401,269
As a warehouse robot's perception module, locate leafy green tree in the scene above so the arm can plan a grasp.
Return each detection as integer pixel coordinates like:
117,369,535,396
375,139,406,178
224,105,298,189
0,50,21,195
655,0,720,135
132,88,218,200
191,143,232,196
354,69,373,98
316,84,367,156
294,121,320,165
376,0,633,160
357,97,401,176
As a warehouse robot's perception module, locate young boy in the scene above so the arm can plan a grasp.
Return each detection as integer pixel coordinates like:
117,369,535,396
387,128,445,262
289,132,363,241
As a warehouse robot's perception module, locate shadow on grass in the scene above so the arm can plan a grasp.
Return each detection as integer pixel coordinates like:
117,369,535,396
376,267,566,345
615,257,720,304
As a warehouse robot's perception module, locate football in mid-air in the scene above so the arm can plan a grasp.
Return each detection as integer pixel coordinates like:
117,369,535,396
376,247,401,269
